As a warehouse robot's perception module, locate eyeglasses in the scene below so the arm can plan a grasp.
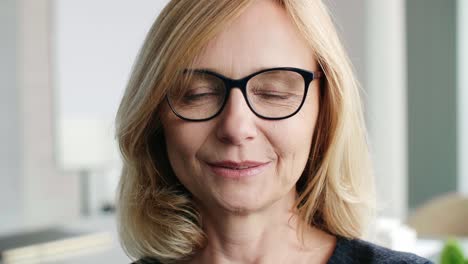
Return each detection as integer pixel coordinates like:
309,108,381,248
166,67,323,121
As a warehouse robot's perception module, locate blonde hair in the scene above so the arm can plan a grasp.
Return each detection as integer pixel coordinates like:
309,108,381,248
115,0,375,263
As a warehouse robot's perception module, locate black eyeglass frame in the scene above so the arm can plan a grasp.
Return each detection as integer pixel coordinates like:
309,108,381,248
166,67,323,122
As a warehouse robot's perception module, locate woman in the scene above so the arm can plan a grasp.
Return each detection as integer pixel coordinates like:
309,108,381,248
116,0,431,263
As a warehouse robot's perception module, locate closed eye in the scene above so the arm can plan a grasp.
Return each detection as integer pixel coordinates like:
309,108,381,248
184,92,219,100
251,90,294,100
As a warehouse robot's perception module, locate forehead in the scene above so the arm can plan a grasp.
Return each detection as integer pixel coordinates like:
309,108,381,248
193,0,316,79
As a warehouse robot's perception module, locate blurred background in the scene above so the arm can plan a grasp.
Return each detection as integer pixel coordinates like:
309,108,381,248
0,0,467,263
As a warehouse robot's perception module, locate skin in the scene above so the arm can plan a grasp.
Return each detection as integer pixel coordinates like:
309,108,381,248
161,0,336,263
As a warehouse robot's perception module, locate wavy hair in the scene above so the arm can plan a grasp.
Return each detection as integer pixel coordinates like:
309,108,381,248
115,0,375,263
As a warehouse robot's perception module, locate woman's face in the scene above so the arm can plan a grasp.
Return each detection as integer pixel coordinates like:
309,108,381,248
161,0,320,214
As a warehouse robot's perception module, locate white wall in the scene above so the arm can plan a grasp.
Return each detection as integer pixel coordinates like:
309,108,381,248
53,0,168,168
365,0,407,218
323,0,366,86
52,0,169,212
17,0,81,229
1,0,83,233
458,0,468,194
325,0,407,219
53,0,168,121
0,0,22,230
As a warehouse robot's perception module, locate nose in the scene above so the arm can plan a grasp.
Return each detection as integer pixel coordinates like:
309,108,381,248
215,89,257,145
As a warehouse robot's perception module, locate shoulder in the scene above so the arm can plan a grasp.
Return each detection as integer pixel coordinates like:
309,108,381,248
327,236,434,264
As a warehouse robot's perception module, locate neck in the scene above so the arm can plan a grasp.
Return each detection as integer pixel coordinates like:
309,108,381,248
189,191,336,264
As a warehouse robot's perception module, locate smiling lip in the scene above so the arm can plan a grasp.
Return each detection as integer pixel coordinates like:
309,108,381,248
207,160,271,179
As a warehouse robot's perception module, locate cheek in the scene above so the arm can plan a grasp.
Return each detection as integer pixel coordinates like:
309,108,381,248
273,122,314,168
270,89,318,178
161,115,211,182
163,125,205,194
165,127,196,160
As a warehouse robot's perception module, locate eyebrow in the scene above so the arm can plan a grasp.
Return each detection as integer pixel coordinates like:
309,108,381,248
184,66,273,77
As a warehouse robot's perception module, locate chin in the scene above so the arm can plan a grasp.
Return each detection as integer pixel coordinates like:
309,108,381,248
213,191,284,216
